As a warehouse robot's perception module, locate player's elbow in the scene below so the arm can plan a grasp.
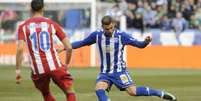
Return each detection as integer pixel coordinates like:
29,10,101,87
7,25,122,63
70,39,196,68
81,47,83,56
138,43,149,48
66,46,72,52
68,48,72,52
135,41,149,49
139,45,146,49
16,48,24,62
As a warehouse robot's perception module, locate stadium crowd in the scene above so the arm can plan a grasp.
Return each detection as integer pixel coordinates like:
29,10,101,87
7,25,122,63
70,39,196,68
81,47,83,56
104,0,201,32
0,0,201,44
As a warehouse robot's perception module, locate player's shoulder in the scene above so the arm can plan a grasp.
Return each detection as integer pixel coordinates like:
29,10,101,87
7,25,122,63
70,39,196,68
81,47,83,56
28,17,55,24
18,19,32,30
43,17,56,24
18,21,26,28
95,29,103,33
91,29,103,35
114,29,127,36
45,18,61,27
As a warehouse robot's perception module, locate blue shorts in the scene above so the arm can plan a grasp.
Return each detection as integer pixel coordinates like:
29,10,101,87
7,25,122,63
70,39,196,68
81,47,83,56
96,70,134,91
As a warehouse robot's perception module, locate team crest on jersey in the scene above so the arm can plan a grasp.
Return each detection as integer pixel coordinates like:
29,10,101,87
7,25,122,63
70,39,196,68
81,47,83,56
120,74,129,84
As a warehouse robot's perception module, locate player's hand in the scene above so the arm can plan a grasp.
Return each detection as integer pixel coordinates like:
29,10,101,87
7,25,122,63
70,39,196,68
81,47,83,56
16,69,22,84
56,48,65,53
144,36,152,43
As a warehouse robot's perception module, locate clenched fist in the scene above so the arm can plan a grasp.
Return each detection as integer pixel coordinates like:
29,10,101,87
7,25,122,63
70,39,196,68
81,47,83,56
144,36,152,43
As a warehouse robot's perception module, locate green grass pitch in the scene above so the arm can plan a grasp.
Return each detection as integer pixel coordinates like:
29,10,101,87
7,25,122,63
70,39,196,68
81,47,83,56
0,66,201,101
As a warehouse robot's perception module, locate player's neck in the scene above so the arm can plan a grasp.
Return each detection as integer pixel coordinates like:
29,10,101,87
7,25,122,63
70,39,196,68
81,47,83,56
32,12,44,18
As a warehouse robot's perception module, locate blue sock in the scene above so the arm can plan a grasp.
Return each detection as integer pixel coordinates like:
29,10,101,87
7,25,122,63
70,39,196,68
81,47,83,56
96,89,109,101
136,86,162,97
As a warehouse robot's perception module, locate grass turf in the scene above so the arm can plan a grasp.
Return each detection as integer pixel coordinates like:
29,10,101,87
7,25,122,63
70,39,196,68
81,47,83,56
0,66,201,101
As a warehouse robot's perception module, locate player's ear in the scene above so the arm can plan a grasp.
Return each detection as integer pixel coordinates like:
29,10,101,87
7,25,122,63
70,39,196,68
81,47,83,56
112,22,116,28
102,24,107,29
111,18,116,26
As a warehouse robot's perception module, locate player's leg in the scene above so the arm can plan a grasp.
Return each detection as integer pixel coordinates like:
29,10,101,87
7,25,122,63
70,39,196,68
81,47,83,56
95,73,112,101
126,85,162,96
51,67,76,101
126,85,177,101
95,81,110,101
32,74,56,101
113,70,177,101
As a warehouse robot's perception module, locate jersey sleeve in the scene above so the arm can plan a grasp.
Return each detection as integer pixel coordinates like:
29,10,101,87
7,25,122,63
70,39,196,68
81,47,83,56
121,32,149,48
52,21,66,41
17,25,25,41
71,32,97,49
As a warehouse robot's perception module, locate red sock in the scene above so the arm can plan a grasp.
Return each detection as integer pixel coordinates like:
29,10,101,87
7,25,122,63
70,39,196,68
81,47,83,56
67,93,76,101
43,93,56,101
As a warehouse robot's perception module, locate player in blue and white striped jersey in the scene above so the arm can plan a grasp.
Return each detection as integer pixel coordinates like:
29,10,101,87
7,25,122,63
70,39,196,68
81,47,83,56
72,16,177,101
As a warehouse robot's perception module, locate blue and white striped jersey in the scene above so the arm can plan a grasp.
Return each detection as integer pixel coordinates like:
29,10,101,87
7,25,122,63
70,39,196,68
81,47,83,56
72,29,149,74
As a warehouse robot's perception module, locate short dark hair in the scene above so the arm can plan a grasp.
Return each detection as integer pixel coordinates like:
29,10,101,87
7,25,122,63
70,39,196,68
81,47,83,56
101,15,115,25
31,0,44,12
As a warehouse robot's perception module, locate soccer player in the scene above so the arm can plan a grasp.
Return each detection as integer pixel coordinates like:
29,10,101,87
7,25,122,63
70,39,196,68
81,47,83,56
16,0,76,101
71,16,177,101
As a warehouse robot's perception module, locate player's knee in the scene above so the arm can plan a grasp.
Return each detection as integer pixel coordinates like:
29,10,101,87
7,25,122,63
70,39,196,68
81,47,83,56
41,91,51,96
95,86,106,90
127,91,136,96
126,86,137,96
37,87,50,96
95,81,108,90
64,86,75,95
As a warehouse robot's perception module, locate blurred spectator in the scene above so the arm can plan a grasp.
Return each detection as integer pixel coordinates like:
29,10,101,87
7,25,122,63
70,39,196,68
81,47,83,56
172,11,188,44
154,4,167,28
143,1,157,28
160,15,172,30
150,1,157,10
195,8,201,24
156,0,168,6
100,0,116,2
136,0,144,14
126,0,137,4
167,4,177,18
125,2,136,28
195,0,201,8
180,0,194,21
198,24,201,31
106,0,127,28
174,0,182,11
125,1,144,32
189,14,200,29
133,11,144,32
172,12,188,33
0,9,17,34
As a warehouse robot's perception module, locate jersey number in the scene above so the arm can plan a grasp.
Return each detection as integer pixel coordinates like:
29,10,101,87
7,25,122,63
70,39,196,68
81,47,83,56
29,31,51,52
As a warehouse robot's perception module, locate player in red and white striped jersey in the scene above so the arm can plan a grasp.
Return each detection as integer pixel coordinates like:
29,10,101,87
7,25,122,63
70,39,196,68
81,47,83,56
16,0,76,101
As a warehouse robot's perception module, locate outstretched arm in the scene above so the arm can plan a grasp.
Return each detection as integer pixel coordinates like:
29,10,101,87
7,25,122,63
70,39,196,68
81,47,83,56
61,37,72,67
122,33,152,48
57,32,97,53
16,40,24,84
72,32,97,49
53,22,72,69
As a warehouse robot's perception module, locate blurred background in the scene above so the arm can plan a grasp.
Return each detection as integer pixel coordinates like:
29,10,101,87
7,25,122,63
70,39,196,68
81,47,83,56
0,0,201,69
0,0,201,101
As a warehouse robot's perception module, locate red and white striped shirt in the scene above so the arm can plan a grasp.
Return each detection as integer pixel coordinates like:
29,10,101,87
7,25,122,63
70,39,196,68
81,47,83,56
18,17,66,75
